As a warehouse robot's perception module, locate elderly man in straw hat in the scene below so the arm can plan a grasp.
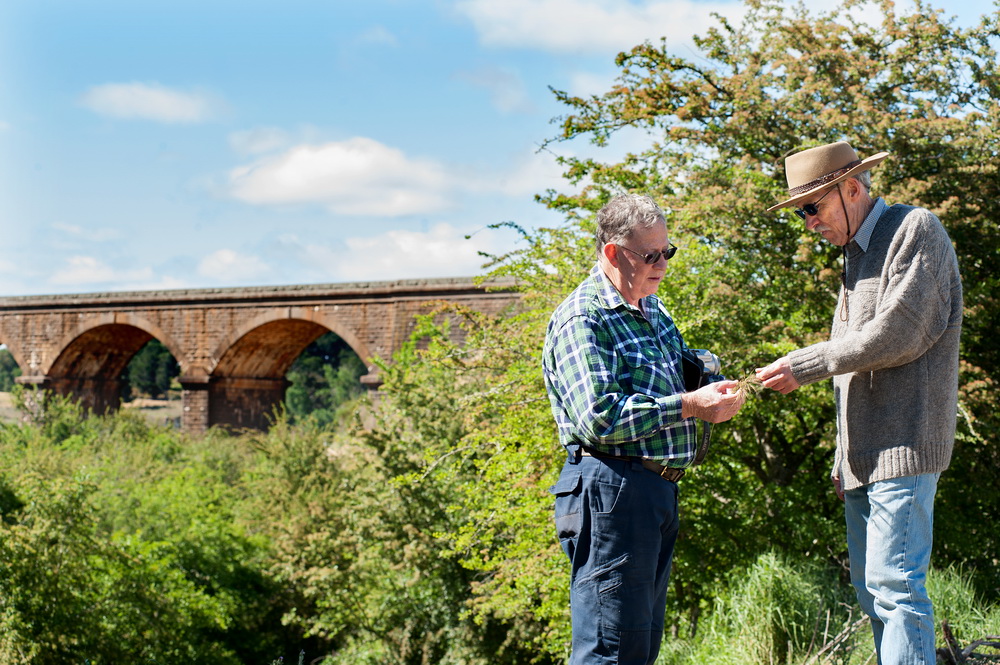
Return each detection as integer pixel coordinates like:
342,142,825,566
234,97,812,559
756,141,963,664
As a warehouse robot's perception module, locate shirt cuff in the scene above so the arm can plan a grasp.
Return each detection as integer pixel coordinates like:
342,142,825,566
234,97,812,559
658,394,684,427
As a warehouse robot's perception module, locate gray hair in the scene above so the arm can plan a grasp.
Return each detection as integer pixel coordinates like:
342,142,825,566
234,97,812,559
595,194,666,254
854,170,872,192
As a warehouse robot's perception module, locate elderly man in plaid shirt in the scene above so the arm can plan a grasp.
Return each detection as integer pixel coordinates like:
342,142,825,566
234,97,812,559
544,194,743,665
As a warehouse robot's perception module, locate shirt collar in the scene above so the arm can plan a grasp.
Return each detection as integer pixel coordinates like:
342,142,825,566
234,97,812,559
852,197,887,252
590,262,659,315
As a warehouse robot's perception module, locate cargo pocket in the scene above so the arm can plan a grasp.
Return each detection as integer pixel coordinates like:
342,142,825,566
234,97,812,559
549,464,583,558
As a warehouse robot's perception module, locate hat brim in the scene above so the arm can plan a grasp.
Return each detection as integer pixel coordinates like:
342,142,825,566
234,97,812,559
767,152,890,213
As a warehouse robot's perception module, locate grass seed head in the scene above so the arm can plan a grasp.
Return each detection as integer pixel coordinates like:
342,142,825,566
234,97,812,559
736,371,763,398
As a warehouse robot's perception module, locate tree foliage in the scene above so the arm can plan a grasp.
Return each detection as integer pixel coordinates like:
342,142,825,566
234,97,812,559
0,396,300,663
0,348,21,392
285,332,367,427
124,339,179,400
355,0,1000,653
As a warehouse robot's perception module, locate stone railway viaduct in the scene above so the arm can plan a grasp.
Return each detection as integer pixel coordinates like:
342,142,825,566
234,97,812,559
0,278,519,433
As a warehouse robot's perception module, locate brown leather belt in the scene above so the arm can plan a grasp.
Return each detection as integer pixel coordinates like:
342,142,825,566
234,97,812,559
581,449,686,483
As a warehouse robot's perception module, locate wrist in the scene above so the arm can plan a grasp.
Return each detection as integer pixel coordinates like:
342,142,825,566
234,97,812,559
680,392,694,420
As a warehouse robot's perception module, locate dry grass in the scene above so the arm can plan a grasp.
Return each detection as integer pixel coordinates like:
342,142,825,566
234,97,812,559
735,371,764,398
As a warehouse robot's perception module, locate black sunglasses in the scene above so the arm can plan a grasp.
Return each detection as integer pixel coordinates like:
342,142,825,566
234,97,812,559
618,243,678,264
794,187,835,220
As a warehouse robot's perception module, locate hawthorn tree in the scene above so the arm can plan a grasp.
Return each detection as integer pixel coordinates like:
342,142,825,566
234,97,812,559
540,0,1000,597
357,0,1000,658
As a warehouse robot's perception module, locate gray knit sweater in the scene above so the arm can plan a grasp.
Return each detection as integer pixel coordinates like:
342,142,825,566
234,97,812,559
787,204,963,491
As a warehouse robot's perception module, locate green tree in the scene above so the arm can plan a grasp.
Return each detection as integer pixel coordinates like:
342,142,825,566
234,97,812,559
0,401,291,663
124,339,179,400
0,348,21,392
358,0,1000,656
285,332,366,426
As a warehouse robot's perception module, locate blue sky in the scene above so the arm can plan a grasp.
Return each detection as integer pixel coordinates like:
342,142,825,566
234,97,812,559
0,0,995,297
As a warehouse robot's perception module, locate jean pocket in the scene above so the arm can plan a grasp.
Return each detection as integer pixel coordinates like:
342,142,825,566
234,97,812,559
592,476,626,515
549,464,582,497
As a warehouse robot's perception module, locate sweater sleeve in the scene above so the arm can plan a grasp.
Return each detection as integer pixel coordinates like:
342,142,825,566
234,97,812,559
788,210,958,385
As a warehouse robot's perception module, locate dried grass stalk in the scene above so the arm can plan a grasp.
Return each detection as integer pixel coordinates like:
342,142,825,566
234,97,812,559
736,371,763,398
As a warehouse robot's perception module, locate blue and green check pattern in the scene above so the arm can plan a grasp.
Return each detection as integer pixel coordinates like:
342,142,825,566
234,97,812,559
542,264,697,466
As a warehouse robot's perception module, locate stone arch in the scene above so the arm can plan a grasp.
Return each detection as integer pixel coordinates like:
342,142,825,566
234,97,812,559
46,314,185,377
206,315,367,431
207,309,373,376
46,320,180,415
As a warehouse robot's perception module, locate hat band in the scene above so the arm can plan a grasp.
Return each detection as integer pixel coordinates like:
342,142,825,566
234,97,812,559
787,159,862,196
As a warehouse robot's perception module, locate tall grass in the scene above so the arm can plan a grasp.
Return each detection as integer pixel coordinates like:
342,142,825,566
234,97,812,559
658,554,1000,665
666,552,855,665
931,565,1000,661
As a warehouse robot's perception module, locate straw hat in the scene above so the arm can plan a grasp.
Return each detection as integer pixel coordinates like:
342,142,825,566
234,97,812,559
767,141,889,212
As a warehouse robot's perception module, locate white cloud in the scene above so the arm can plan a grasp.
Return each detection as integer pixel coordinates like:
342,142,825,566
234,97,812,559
227,137,454,216
265,235,340,274
49,256,154,286
334,223,508,281
456,66,535,113
79,82,221,123
470,146,567,197
197,249,272,282
52,222,120,242
455,0,744,54
0,120,10,132
228,127,293,155
567,71,614,98
261,224,518,282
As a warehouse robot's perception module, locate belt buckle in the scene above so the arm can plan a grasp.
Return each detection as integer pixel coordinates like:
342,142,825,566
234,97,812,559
658,466,685,482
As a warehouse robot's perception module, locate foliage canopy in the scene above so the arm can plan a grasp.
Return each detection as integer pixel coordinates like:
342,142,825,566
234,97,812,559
361,0,1000,655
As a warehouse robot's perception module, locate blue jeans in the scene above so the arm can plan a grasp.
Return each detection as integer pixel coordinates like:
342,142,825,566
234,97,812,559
844,473,940,665
550,455,680,665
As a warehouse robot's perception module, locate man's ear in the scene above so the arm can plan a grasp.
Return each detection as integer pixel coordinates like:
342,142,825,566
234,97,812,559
602,242,620,268
845,176,864,200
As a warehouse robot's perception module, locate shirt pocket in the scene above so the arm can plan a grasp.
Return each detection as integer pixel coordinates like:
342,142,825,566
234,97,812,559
620,340,676,396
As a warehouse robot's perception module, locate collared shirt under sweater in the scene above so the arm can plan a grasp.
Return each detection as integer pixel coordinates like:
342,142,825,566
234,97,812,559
788,202,963,491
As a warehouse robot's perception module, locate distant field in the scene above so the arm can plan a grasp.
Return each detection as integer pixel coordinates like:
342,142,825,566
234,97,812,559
0,392,183,427
0,392,18,423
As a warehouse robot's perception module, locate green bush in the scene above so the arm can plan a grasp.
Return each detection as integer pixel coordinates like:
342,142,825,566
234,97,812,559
0,398,305,662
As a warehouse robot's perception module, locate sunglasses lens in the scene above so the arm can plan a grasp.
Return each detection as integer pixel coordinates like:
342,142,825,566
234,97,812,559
794,203,818,219
644,245,678,263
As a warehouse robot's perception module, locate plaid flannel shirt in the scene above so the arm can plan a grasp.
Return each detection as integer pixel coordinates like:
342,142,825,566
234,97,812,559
542,264,697,466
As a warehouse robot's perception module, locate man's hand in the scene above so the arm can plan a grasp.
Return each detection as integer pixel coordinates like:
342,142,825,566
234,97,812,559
755,357,801,394
832,476,844,502
681,380,744,423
